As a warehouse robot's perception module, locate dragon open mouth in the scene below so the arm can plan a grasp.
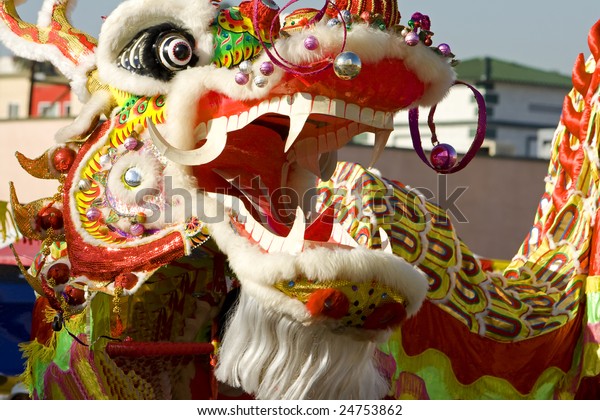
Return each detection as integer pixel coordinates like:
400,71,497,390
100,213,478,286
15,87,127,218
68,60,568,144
150,91,396,253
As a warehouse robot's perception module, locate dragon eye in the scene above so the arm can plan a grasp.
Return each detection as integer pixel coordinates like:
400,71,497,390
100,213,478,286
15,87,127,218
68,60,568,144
116,24,198,81
156,33,194,71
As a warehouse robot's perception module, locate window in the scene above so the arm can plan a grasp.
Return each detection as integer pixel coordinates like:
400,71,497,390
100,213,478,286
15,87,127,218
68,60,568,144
63,102,71,117
38,102,60,117
8,103,19,119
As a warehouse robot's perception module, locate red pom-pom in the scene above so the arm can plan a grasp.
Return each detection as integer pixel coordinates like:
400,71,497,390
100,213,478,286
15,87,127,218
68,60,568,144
115,273,138,290
36,205,64,231
306,288,349,319
363,302,407,330
47,263,70,285
52,147,76,173
64,285,85,306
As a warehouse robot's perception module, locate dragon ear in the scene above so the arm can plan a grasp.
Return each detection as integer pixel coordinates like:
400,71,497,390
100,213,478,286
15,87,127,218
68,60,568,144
0,0,100,101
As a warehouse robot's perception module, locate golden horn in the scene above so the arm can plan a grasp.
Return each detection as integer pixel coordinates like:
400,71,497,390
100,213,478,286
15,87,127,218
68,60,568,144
9,182,65,242
15,150,58,180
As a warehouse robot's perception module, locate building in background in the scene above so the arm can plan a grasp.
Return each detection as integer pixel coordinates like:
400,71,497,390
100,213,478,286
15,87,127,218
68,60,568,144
0,56,79,120
355,56,572,159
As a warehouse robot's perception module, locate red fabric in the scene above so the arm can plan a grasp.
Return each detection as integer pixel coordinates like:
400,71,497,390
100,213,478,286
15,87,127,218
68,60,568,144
401,300,582,395
30,297,53,345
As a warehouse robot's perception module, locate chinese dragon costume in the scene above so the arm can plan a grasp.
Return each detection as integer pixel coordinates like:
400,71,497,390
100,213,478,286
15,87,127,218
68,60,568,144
0,0,598,399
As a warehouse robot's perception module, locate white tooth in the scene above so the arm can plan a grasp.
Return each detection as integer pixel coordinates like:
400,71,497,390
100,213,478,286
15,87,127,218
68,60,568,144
360,108,375,126
294,137,320,177
345,103,360,122
194,122,207,139
285,114,310,152
269,97,281,113
347,122,359,138
259,230,274,251
369,130,392,168
326,131,338,150
268,235,285,253
319,150,338,181
258,100,269,116
248,105,259,123
278,95,293,115
336,126,349,146
227,115,239,132
284,93,313,152
312,96,331,115
252,222,264,242
330,99,346,118
282,207,305,255
340,228,359,248
332,223,343,243
373,111,386,128
379,228,393,254
331,223,359,247
147,118,226,165
238,111,249,129
244,216,256,235
384,112,394,129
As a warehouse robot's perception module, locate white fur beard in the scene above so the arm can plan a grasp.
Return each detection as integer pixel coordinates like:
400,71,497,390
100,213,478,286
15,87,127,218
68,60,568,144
215,290,390,400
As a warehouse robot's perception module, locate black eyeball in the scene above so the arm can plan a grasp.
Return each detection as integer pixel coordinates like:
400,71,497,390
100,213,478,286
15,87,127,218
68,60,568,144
156,33,194,71
117,23,199,81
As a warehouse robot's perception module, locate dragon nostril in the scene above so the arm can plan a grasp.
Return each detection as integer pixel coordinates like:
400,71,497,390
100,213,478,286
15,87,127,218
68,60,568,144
306,288,349,319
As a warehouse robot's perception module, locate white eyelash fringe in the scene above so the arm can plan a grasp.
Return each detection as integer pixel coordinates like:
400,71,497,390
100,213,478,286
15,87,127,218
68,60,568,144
215,290,390,400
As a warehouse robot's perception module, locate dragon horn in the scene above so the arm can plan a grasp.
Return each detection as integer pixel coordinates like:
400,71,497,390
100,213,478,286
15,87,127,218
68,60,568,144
0,1,107,98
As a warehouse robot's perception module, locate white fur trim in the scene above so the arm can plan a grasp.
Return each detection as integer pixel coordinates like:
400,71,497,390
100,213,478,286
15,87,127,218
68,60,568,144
208,212,428,320
96,0,216,96
37,0,77,27
216,290,391,400
55,89,113,142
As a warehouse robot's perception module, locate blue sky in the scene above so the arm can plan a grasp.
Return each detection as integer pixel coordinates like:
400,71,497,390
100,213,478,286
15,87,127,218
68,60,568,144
1,0,598,75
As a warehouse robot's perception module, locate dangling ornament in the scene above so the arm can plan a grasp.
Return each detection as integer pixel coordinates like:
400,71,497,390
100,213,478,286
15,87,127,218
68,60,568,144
430,143,458,171
409,81,487,174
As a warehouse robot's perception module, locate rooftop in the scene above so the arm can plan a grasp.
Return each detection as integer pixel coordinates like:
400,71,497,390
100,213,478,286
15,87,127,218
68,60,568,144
455,57,572,88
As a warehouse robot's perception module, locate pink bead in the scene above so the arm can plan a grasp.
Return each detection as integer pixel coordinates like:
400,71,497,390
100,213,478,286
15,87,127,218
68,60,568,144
86,207,101,222
430,143,458,170
260,61,274,76
438,43,452,56
404,31,420,46
124,136,139,151
235,72,250,85
304,35,319,51
130,223,145,237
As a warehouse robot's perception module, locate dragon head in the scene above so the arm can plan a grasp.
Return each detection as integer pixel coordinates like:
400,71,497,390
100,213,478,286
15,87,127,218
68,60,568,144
2,0,457,399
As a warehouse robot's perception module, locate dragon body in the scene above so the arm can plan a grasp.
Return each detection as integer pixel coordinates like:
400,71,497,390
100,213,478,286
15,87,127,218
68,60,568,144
0,0,598,399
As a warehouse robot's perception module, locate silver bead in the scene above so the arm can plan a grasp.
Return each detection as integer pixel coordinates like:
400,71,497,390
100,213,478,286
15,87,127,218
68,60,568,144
238,60,253,75
253,75,268,88
78,179,92,192
99,154,111,168
124,167,143,188
327,18,341,27
333,51,362,80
